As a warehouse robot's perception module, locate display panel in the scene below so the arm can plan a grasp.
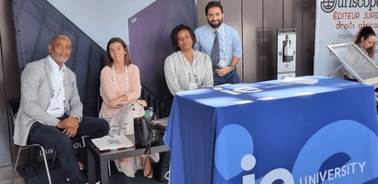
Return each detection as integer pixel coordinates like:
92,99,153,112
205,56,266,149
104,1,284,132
327,43,378,86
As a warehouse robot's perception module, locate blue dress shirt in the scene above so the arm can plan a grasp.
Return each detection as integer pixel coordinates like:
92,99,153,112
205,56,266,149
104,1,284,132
194,23,242,66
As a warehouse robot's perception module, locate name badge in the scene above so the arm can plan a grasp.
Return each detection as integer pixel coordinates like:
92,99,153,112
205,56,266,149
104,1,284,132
50,98,59,110
189,82,198,90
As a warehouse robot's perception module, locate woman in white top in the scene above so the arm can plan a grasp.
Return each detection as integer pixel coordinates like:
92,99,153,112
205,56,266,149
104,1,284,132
164,24,213,95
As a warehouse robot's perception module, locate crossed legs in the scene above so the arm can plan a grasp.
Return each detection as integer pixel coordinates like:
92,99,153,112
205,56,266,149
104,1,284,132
27,117,109,183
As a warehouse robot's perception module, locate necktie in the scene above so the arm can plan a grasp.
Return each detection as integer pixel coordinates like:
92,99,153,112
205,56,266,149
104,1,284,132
211,31,220,69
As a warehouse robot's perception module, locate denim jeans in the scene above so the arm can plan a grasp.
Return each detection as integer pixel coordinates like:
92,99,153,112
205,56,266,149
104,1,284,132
28,115,109,184
213,67,241,86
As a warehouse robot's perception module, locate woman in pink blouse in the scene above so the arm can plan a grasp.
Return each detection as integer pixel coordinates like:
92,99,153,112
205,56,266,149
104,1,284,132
99,37,157,178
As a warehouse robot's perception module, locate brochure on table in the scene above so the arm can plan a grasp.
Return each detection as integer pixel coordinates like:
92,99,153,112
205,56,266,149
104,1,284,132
92,135,133,151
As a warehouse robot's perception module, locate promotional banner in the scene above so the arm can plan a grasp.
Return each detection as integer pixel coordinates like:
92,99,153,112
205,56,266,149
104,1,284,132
164,76,378,184
314,0,378,77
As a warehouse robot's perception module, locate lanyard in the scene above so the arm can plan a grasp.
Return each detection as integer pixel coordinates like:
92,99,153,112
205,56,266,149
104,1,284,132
112,65,129,93
208,26,226,61
187,65,198,83
50,64,64,98
181,51,198,83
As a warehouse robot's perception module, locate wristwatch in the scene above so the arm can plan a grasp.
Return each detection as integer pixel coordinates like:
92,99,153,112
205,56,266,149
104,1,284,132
228,65,235,70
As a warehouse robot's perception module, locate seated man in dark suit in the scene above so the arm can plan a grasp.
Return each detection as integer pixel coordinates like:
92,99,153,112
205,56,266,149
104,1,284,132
13,35,109,183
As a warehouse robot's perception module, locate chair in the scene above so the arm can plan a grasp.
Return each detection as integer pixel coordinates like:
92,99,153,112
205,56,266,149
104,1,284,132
150,117,169,131
150,117,170,181
9,98,89,184
8,98,53,184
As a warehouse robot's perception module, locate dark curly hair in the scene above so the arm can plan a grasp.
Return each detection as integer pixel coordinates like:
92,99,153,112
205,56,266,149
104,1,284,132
355,26,376,58
106,37,132,67
170,24,197,52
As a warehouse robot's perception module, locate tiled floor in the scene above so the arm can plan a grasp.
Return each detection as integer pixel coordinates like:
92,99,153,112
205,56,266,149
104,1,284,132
0,165,25,184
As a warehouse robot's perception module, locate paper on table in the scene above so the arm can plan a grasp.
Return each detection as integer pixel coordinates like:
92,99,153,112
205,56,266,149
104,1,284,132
281,77,319,85
220,89,240,95
233,87,262,93
234,100,253,104
91,135,133,151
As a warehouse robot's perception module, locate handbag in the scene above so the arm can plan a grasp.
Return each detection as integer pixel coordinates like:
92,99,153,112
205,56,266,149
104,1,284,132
134,117,159,150
134,115,160,178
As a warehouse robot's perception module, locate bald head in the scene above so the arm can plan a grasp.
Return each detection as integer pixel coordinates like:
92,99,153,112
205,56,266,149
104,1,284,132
48,35,72,67
50,35,71,45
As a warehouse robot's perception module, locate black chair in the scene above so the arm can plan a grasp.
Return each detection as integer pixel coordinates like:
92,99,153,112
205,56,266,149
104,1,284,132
150,117,169,131
8,98,53,184
150,117,170,181
9,98,90,183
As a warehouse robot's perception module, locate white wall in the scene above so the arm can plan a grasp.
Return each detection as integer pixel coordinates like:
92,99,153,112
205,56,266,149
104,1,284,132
48,0,156,49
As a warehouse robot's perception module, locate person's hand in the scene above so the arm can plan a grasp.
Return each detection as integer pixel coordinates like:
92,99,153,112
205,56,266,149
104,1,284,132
56,116,79,129
107,96,126,108
63,127,77,137
136,99,147,107
215,66,232,76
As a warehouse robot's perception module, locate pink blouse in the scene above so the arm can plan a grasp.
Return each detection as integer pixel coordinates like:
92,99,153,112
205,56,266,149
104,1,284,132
100,64,142,118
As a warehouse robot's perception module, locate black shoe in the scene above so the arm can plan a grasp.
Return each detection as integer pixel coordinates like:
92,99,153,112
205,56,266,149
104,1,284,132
66,169,100,184
66,178,100,184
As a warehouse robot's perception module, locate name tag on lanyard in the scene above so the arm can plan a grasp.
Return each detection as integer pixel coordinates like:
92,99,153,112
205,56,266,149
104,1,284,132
185,52,198,90
189,82,198,90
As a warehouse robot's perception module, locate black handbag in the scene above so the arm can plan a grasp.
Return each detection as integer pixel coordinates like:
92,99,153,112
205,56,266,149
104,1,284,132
134,117,159,150
134,116,160,178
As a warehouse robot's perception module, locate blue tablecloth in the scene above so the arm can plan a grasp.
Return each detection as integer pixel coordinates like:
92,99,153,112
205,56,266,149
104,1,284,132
164,76,378,184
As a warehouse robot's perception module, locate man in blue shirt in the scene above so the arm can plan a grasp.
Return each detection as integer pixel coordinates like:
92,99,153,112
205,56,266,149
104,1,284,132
194,1,242,85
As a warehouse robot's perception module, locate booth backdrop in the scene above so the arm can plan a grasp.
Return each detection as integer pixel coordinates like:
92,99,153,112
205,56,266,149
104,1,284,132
314,0,378,78
12,0,197,117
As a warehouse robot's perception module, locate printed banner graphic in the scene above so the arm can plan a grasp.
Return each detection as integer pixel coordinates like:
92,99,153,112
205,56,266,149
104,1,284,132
314,0,378,77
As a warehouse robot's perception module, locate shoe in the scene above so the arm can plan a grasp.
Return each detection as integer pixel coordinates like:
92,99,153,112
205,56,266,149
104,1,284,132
87,181,101,184
141,155,154,178
144,174,153,179
143,169,153,178
66,177,100,184
66,169,100,184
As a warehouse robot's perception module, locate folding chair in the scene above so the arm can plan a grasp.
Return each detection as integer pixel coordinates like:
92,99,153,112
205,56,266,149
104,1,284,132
8,98,88,184
8,98,53,184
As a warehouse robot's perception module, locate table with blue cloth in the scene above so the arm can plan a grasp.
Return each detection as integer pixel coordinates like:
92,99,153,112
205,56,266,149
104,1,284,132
163,76,378,184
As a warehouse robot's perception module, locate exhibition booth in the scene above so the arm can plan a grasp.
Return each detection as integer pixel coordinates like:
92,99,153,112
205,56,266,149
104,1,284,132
3,0,378,184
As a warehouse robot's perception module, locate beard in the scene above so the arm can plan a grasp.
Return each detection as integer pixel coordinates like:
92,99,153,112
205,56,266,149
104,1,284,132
55,57,69,63
208,19,223,29
51,54,70,64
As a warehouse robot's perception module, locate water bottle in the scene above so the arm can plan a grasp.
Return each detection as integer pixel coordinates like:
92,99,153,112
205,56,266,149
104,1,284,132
144,107,154,122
